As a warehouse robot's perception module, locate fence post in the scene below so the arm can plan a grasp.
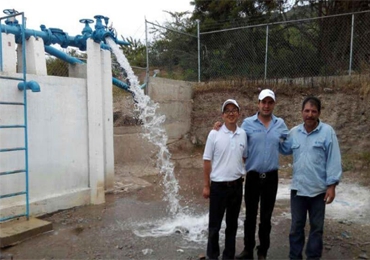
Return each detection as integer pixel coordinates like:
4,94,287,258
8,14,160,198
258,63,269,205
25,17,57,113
264,24,269,81
197,20,201,83
349,13,355,76
145,18,150,94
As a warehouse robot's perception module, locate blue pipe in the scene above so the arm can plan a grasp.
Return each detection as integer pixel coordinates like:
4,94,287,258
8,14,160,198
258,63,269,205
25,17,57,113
44,45,132,93
17,81,40,92
112,77,130,91
0,14,129,51
1,10,136,95
44,46,84,65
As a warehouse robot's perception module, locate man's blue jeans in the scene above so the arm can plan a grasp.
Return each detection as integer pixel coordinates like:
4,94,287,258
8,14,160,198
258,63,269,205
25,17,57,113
289,190,326,260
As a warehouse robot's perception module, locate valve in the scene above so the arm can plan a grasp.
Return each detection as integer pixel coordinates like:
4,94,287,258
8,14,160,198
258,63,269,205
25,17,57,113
79,19,94,35
3,9,19,25
94,15,107,30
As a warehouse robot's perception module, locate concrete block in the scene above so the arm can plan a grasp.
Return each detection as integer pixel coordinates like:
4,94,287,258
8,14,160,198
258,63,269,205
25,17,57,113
0,217,53,248
148,77,194,101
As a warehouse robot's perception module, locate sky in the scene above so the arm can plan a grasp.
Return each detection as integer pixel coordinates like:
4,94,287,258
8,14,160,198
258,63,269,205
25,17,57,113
1,0,193,41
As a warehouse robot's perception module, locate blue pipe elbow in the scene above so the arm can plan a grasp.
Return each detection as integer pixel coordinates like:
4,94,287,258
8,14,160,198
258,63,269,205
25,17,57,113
112,77,130,91
18,81,41,92
115,39,130,46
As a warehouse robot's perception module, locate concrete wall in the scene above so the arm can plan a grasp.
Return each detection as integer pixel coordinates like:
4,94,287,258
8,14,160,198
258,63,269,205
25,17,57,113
0,34,114,219
114,77,194,168
148,77,194,140
1,32,194,219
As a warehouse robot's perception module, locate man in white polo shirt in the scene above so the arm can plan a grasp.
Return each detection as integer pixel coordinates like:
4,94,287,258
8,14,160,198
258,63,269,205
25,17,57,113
203,99,248,260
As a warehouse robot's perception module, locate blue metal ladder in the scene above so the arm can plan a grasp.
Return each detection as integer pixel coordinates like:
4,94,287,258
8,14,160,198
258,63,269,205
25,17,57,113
0,11,30,222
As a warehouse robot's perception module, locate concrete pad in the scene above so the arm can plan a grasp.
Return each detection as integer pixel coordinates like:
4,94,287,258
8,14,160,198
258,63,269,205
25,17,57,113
114,175,154,193
0,217,53,248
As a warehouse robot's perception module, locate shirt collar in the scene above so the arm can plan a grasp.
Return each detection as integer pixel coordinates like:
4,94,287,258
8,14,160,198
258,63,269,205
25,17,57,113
221,124,241,134
298,119,322,134
252,112,277,123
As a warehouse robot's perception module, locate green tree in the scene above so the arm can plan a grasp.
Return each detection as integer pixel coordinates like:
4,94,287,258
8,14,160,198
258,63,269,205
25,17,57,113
120,36,146,67
148,11,199,81
290,0,370,75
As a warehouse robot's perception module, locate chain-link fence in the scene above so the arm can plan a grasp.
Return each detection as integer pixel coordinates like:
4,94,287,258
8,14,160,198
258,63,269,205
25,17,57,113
200,10,370,81
145,20,199,82
41,10,370,83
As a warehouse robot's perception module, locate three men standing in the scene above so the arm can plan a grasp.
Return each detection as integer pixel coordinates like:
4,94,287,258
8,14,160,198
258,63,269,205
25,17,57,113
203,93,342,260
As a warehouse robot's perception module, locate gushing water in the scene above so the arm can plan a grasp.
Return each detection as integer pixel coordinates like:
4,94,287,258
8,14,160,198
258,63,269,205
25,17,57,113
107,38,209,245
107,38,181,215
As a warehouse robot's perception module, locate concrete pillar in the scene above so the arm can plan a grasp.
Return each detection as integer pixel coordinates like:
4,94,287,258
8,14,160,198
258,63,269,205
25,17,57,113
86,39,105,204
1,33,17,73
16,36,47,75
101,48,115,192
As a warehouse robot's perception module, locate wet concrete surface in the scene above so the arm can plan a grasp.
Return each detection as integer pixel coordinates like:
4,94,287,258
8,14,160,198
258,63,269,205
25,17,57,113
1,153,370,260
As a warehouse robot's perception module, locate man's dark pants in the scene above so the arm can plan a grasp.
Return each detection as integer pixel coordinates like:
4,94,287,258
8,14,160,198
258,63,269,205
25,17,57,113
289,190,326,260
243,170,278,258
207,178,243,260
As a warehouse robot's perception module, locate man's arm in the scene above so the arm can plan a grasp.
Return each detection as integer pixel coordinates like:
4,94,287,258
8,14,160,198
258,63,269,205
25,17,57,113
203,160,212,199
279,127,294,155
324,128,342,203
325,128,342,186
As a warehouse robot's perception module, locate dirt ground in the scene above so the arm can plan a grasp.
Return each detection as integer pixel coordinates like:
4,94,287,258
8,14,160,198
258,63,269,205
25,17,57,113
2,84,370,260
1,148,369,260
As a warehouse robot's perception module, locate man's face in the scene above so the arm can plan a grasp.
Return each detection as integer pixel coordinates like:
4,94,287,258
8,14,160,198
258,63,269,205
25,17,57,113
258,97,275,117
302,102,320,128
222,104,240,124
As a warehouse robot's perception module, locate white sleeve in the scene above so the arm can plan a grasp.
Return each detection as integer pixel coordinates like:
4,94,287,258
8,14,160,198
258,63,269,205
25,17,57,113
203,130,216,161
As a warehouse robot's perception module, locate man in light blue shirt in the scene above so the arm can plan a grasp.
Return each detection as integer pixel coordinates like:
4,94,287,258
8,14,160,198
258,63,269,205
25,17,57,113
281,96,342,260
236,89,289,260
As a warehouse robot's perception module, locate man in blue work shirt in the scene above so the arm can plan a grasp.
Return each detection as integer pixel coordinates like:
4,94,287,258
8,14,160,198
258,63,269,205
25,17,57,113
235,89,289,260
281,96,342,260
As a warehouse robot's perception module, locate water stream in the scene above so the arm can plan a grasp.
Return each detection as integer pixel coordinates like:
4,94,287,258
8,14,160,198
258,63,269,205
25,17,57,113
106,38,210,245
107,38,180,215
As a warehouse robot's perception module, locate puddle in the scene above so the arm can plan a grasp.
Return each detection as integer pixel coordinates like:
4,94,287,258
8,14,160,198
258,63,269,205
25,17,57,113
276,180,370,223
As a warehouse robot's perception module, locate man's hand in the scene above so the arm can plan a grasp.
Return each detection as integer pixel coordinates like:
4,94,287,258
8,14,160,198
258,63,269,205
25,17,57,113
324,185,336,204
203,185,210,199
213,121,222,131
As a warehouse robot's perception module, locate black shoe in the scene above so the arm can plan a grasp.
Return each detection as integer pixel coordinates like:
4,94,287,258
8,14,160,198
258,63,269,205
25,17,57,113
235,249,253,259
256,245,266,260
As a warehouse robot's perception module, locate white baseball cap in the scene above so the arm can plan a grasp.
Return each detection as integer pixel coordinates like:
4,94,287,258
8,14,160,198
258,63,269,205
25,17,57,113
258,89,276,101
221,99,240,112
